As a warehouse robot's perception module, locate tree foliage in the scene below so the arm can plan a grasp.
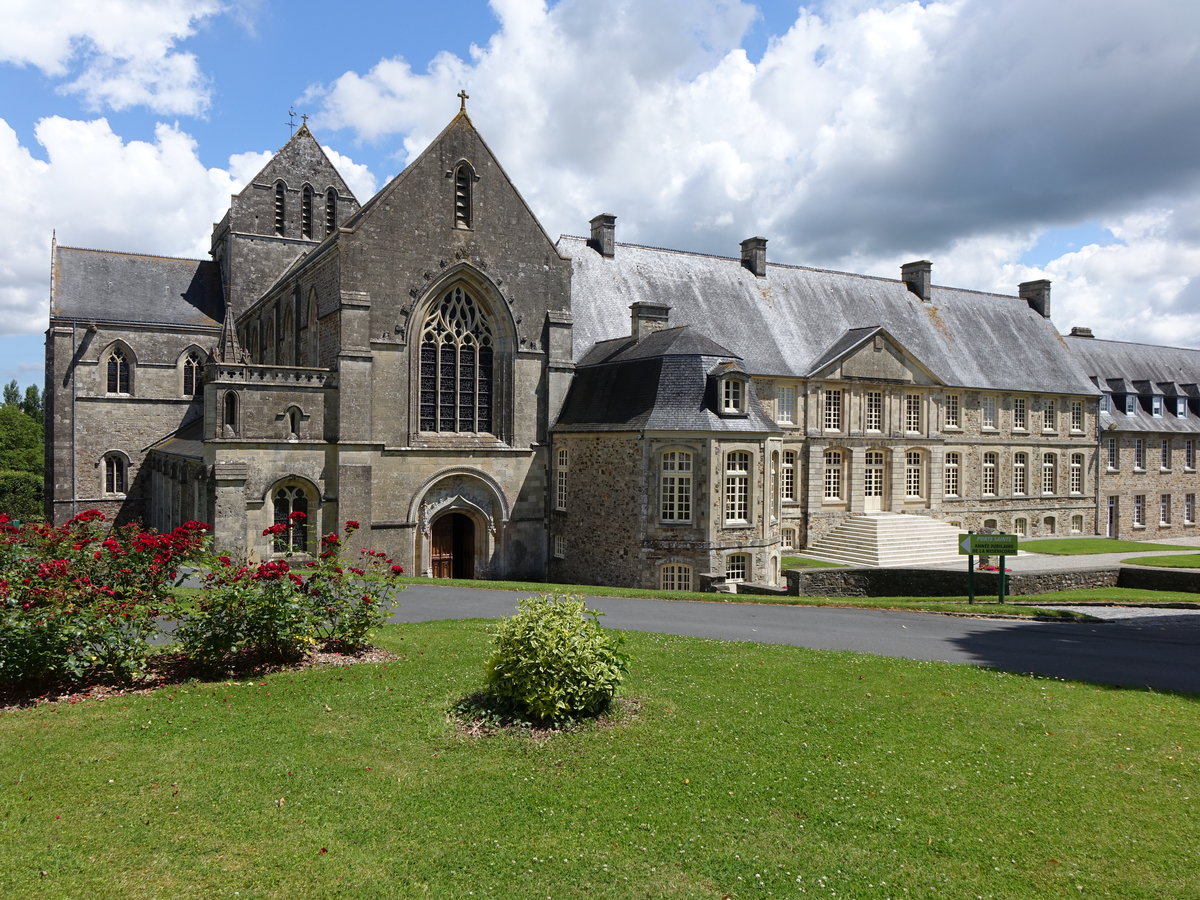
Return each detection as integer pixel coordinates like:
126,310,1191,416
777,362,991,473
0,405,42,476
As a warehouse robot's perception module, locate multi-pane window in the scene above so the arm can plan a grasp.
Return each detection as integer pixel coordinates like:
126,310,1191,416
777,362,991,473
944,452,960,497
419,286,494,433
823,389,842,431
1152,396,1164,417
781,451,796,502
1013,397,1027,430
660,564,693,592
1070,453,1084,494
660,451,692,522
1125,395,1137,416
1042,399,1056,432
1186,494,1196,524
553,535,565,558
1106,437,1118,470
271,485,309,553
1134,438,1145,470
1041,453,1056,495
1178,397,1188,418
864,451,885,499
1013,517,1028,537
1071,514,1084,534
982,452,997,496
981,396,997,429
944,394,960,429
1100,394,1111,412
1013,452,1027,495
1161,494,1172,525
776,385,795,424
823,450,843,500
904,394,921,433
103,454,126,495
866,392,882,431
905,451,923,498
556,448,568,511
725,554,749,583
722,379,744,413
781,527,797,551
106,348,131,394
182,351,202,397
1187,440,1196,470
1161,439,1171,470
1070,400,1083,432
724,451,750,523
1133,494,1146,527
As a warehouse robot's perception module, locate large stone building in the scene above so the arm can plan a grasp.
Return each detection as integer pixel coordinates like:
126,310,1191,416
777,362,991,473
44,104,1200,590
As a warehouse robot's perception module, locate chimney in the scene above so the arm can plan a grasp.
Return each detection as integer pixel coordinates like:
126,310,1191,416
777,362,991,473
630,301,671,340
740,237,767,277
1020,279,1052,318
1069,326,1094,338
901,260,932,302
589,213,616,257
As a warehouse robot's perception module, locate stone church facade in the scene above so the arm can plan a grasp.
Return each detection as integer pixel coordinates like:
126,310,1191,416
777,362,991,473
44,105,1200,590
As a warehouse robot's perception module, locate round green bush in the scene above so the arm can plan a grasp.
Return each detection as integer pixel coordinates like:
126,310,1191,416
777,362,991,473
484,593,628,725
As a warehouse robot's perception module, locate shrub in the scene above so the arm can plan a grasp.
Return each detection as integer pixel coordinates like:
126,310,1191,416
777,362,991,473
176,516,404,667
484,593,628,725
0,470,42,523
0,511,208,687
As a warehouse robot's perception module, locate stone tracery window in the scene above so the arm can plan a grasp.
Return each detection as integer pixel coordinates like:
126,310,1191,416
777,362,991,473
182,350,203,397
271,484,310,553
419,286,494,433
107,347,131,394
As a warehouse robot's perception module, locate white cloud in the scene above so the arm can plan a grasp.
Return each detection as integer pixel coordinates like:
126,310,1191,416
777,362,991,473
305,0,1200,345
0,0,222,114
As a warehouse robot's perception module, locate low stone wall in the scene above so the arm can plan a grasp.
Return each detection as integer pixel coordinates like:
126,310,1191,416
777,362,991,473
785,566,1125,598
1118,566,1200,593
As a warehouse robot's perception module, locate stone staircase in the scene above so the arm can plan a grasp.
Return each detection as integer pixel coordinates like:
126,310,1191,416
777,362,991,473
803,513,964,568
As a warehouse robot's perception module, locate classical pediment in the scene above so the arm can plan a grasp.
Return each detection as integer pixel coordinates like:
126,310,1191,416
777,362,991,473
806,326,943,385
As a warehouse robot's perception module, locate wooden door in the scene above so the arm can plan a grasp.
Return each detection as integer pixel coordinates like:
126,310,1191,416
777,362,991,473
431,516,454,578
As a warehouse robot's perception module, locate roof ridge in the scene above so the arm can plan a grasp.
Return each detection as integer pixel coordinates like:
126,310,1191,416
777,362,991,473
56,245,208,263
1067,334,1200,354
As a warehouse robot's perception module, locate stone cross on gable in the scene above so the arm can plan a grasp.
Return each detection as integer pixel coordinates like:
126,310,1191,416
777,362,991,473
458,90,469,113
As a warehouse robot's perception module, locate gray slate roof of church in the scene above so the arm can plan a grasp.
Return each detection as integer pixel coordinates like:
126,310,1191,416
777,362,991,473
558,236,1098,395
51,246,223,328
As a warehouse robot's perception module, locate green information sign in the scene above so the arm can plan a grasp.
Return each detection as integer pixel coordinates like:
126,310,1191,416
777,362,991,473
958,533,1018,555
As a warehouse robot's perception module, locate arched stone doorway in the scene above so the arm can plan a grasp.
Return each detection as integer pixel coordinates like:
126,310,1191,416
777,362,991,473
431,512,475,579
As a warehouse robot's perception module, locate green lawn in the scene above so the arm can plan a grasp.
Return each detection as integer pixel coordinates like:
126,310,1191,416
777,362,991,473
782,555,845,569
1122,553,1200,569
1021,537,1193,555
2,621,1197,899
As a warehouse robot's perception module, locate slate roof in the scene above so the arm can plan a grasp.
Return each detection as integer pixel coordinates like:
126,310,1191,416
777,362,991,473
1066,334,1200,434
52,246,224,328
559,236,1099,395
146,417,205,461
555,325,778,433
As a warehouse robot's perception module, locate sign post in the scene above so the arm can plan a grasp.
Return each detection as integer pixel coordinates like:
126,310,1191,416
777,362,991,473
959,533,1018,604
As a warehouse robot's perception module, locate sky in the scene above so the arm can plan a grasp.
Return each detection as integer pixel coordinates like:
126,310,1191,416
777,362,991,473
2,0,1199,390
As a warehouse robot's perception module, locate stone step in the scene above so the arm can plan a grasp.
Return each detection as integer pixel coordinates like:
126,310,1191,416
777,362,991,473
805,513,964,568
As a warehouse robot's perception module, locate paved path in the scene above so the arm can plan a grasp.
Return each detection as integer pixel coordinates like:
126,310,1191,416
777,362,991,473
389,584,1200,695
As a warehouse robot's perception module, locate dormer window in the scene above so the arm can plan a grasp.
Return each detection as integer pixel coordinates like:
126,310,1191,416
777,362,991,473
453,161,475,229
1152,396,1163,417
1124,395,1137,416
325,188,337,234
274,181,286,235
1177,397,1188,418
721,377,745,414
301,184,313,239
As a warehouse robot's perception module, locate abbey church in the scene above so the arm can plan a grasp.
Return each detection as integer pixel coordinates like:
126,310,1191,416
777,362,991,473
45,104,1200,589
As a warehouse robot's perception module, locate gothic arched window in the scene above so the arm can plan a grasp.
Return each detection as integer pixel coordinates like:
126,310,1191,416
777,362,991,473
419,286,493,433
271,484,310,553
107,348,131,394
183,350,203,397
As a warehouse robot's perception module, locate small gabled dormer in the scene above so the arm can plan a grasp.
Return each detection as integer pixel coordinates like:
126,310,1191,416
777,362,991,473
711,360,751,418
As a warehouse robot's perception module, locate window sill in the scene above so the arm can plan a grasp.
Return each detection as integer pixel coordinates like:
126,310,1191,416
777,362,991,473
1132,524,1146,530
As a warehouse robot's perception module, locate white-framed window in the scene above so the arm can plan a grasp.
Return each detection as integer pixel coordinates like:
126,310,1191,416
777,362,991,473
1160,494,1172,525
722,378,745,414
1134,438,1145,470
1071,514,1084,534
1106,437,1118,470
1187,440,1196,470
776,385,795,424
1013,517,1028,537
823,450,843,500
781,450,796,502
1013,452,1027,496
1133,494,1146,527
866,391,883,431
660,450,693,523
905,450,923,498
1161,439,1171,470
1041,453,1056,495
553,535,565,559
725,553,749,583
944,394,960,429
1177,397,1188,419
724,451,751,524
1152,396,1163,417
944,452,960,497
981,395,997,430
103,453,127,496
1042,399,1056,432
1070,453,1084,494
1100,394,1112,413
556,447,568,511
823,389,842,431
864,450,885,500
1070,400,1084,432
1186,494,1196,525
1012,397,1027,431
1125,394,1137,416
904,394,922,433
660,563,693,592
781,527,797,551
982,452,997,497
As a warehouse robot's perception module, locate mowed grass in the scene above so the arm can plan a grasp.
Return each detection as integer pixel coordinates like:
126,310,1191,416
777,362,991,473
2,621,1199,899
1021,538,1193,555
1121,553,1200,569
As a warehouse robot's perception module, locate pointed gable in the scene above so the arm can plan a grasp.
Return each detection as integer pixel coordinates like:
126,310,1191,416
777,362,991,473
806,326,943,385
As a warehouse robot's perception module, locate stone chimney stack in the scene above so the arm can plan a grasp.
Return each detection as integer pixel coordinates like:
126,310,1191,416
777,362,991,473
1069,326,1094,338
589,213,616,257
740,237,767,277
630,301,671,340
901,260,932,302
1020,279,1052,318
